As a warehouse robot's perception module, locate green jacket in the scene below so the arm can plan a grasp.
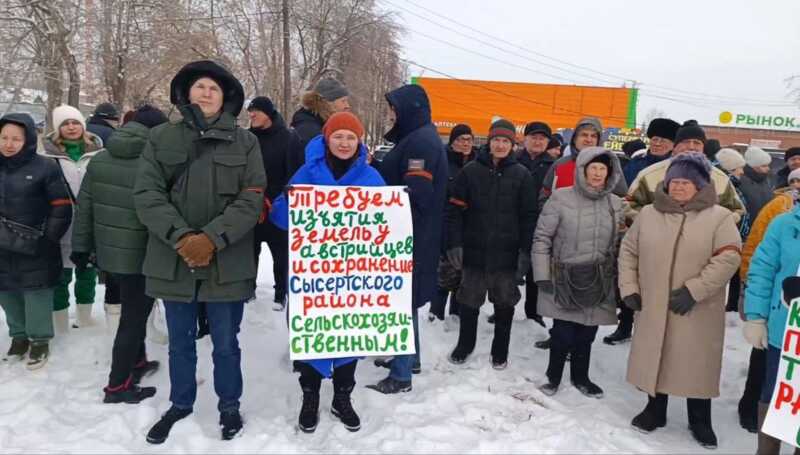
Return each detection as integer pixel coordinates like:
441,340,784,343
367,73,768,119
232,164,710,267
133,110,266,302
72,121,151,274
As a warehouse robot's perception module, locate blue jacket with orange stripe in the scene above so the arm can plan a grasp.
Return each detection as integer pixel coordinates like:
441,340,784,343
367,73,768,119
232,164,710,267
375,84,448,308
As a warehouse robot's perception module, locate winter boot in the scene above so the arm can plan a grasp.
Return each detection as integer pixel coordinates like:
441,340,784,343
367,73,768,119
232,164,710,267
631,394,668,433
570,344,603,398
449,306,479,364
602,321,632,345
540,342,569,396
73,303,96,328
374,358,420,375
687,398,717,450
132,359,160,385
146,302,168,345
146,406,192,444
738,348,764,434
331,385,361,432
220,410,243,440
298,387,320,433
4,337,29,361
104,303,121,338
26,341,49,370
757,401,781,455
534,337,551,350
366,376,412,394
53,309,70,335
490,306,514,369
103,377,157,404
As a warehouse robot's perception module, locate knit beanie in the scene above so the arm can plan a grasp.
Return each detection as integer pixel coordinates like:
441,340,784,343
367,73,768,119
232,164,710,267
785,147,800,162
704,139,721,160
789,168,800,183
674,120,706,145
488,118,517,143
665,153,712,190
745,146,772,167
52,105,86,131
715,148,746,172
546,137,562,150
132,105,169,129
247,96,277,119
449,124,473,145
314,78,349,102
322,111,365,143
523,121,552,138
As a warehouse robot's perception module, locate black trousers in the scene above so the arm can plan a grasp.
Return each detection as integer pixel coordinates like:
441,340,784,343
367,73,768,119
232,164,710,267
739,347,766,414
108,274,155,387
524,267,539,319
547,319,599,384
726,271,742,312
297,360,357,392
104,272,121,304
430,288,460,320
254,221,289,297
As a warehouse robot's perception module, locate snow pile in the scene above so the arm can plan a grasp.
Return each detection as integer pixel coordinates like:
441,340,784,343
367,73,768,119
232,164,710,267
0,254,757,453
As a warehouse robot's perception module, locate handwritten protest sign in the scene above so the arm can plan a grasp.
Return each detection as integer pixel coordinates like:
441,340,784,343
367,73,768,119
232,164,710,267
763,294,800,447
286,185,415,361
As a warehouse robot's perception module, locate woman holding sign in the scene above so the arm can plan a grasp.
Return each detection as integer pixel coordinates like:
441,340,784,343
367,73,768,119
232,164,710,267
618,153,741,450
270,111,385,434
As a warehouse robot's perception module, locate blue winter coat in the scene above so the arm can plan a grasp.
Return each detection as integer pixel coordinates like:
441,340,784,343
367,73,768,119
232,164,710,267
623,151,670,185
745,205,800,348
374,84,448,308
270,135,385,377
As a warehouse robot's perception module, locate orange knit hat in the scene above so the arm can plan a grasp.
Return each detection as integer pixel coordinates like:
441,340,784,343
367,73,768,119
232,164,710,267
323,111,365,143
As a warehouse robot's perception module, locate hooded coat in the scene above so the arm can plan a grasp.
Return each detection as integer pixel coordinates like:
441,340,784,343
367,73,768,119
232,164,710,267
0,114,73,290
739,165,775,222
133,60,266,303
619,184,741,398
446,147,536,272
72,121,152,274
374,85,448,308
532,147,624,326
269,135,385,378
288,92,331,176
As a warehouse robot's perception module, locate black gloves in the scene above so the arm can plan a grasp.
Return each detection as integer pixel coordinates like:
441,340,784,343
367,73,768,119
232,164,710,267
514,252,531,285
446,247,463,270
669,287,696,315
70,251,93,272
623,293,642,311
535,280,553,294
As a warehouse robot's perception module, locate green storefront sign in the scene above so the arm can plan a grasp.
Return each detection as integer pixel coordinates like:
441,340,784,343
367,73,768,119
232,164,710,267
719,111,800,130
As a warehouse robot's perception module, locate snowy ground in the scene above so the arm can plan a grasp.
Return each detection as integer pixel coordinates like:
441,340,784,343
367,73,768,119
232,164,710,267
0,253,761,454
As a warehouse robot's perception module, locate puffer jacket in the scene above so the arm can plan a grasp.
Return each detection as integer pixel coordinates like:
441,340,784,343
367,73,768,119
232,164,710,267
72,121,151,274
41,130,104,268
0,113,73,290
740,189,796,280
745,205,800,349
447,147,536,271
532,147,624,326
739,165,775,221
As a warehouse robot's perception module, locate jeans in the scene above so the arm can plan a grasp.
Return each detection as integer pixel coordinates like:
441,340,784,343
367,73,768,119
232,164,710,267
108,274,154,387
389,306,420,382
163,299,245,413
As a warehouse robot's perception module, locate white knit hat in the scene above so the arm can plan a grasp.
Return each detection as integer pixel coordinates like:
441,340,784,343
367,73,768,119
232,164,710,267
745,146,772,168
790,168,800,183
716,148,746,172
52,105,86,131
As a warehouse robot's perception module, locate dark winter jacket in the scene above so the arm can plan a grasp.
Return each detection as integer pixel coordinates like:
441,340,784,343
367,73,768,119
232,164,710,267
739,165,774,222
374,85,448,308
447,148,537,271
623,151,670,185
0,113,73,291
288,92,330,177
517,149,556,227
250,111,300,201
87,116,116,145
134,60,266,303
775,166,793,190
72,121,151,275
446,145,476,194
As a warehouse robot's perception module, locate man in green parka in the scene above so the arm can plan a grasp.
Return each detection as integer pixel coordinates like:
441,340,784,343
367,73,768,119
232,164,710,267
133,60,266,444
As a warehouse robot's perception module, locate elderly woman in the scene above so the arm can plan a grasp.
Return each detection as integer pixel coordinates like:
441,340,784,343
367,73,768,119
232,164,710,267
619,153,741,450
134,60,266,444
532,146,625,399
0,114,73,370
42,105,104,330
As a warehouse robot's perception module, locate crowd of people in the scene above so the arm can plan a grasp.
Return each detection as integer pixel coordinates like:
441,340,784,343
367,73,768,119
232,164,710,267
1,59,800,452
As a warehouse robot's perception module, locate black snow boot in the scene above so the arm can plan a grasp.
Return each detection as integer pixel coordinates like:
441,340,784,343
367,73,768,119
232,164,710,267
687,398,717,450
103,377,156,404
366,376,412,394
449,306,479,364
541,342,569,396
4,337,29,360
26,341,49,370
602,321,632,345
220,410,243,440
570,344,603,398
331,385,361,432
490,306,514,369
737,348,764,434
374,358,421,375
534,337,551,350
146,407,192,444
631,394,668,433
132,360,160,385
298,387,320,433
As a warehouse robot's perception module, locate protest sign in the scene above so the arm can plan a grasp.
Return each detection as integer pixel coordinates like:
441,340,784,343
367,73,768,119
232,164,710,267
762,289,800,447
286,185,415,361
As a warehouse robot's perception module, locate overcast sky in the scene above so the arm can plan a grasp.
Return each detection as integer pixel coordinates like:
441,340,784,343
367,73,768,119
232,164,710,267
378,0,800,128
